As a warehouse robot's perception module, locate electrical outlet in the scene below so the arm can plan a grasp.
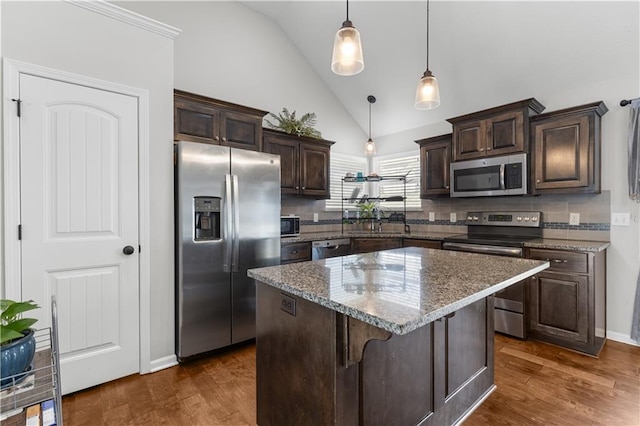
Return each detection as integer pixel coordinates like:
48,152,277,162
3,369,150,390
313,213,319,223
450,212,457,223
569,212,580,226
611,212,630,226
429,212,435,222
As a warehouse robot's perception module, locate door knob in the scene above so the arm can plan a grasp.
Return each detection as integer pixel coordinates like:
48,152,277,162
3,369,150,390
123,245,135,255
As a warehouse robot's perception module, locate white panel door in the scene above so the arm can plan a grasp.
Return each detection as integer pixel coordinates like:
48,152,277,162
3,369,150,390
19,74,140,394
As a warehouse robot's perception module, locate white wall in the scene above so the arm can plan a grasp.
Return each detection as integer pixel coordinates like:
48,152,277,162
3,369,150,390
1,1,176,361
120,1,367,156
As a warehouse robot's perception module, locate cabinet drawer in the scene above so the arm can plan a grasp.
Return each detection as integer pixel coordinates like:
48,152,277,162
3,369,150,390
352,238,402,254
281,242,311,263
528,249,588,274
403,239,441,249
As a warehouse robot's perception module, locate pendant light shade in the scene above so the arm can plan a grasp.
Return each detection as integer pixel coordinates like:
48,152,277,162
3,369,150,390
415,69,440,110
415,0,441,110
364,95,376,156
331,0,364,76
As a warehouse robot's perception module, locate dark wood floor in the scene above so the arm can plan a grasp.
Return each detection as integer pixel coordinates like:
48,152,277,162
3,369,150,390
62,335,639,425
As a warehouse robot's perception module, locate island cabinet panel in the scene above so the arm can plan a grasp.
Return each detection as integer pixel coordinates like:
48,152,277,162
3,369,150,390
447,98,545,162
526,247,606,356
174,90,267,151
530,101,607,194
256,283,349,426
256,282,494,426
361,325,434,426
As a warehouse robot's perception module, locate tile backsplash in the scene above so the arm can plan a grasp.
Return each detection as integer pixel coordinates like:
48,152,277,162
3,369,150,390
281,191,611,241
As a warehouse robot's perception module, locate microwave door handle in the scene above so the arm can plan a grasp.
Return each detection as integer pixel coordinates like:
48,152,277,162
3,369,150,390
224,174,233,273
499,164,506,190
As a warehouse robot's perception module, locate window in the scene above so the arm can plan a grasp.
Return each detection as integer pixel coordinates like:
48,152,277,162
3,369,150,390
373,153,421,210
325,153,367,211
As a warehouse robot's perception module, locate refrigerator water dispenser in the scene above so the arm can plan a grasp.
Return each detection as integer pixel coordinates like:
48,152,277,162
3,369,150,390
194,196,221,241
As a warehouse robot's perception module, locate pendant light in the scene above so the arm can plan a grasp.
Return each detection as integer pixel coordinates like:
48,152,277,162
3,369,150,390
415,0,441,110
364,95,377,156
331,0,364,76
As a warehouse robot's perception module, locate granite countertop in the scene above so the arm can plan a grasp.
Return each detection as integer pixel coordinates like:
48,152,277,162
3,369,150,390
281,232,610,252
248,247,548,335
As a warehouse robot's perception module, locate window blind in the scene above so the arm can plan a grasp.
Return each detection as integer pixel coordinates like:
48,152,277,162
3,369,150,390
325,154,367,210
373,154,421,210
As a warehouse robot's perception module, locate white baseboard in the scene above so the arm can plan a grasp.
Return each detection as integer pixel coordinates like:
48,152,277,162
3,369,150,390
606,330,640,347
149,354,178,373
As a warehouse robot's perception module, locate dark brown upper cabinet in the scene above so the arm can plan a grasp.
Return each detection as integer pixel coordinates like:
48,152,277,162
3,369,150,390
447,98,545,162
530,101,608,194
263,129,334,199
174,89,267,151
415,134,451,198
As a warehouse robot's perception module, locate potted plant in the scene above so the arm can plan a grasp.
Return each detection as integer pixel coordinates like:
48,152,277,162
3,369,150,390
265,108,323,139
356,201,385,231
1,299,39,388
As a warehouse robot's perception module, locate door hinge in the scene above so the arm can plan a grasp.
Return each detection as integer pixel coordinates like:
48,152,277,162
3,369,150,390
18,224,22,240
11,98,22,117
139,245,141,253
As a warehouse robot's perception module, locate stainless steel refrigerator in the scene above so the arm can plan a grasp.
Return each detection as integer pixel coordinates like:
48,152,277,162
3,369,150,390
175,141,281,360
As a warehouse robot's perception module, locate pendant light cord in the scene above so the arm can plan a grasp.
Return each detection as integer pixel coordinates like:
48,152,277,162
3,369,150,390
346,0,350,21
426,0,430,70
368,101,372,139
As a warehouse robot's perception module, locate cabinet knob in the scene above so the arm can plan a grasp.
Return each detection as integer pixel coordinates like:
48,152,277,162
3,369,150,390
486,147,492,151
479,148,484,152
295,186,299,190
214,136,220,141
445,185,449,189
536,179,541,183
301,187,305,190
222,137,227,142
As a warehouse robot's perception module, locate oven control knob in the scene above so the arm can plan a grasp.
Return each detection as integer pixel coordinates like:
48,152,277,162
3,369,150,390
467,215,473,221
516,216,522,221
473,216,479,221
524,216,530,222
532,216,538,222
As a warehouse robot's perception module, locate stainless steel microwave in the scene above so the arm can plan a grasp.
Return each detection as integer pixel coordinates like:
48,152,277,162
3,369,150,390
280,216,300,237
450,153,527,197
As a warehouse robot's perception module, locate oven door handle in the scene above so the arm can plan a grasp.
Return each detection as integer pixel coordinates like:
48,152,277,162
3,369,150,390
499,164,506,190
442,242,523,257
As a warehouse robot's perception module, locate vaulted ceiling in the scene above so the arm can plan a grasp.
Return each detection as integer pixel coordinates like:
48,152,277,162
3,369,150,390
243,1,635,138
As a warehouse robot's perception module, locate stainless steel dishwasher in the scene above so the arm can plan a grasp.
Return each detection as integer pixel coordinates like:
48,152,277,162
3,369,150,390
311,238,351,260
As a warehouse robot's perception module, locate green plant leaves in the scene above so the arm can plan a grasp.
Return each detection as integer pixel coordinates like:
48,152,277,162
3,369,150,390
265,108,322,139
0,299,39,345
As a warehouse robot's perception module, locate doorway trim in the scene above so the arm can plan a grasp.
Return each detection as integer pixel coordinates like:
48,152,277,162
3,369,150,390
2,58,152,374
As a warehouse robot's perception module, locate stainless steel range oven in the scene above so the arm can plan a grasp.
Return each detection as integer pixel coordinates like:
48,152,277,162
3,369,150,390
442,211,542,338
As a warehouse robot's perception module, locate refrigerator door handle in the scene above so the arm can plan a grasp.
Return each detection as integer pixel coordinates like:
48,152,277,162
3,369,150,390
232,174,241,272
224,174,233,273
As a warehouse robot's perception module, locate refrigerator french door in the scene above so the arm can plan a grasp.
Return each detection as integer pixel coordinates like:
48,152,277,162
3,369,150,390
175,141,281,360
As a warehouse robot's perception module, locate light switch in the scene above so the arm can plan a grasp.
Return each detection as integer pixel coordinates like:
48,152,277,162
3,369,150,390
450,213,457,223
612,212,630,226
313,213,319,223
429,212,435,222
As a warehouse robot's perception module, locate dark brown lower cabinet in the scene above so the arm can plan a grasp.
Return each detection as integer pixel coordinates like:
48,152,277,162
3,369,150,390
256,282,494,426
403,238,442,249
351,237,402,254
280,242,311,264
526,248,606,356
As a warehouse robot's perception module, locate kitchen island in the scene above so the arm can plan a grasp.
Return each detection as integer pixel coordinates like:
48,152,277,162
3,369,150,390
248,247,548,426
